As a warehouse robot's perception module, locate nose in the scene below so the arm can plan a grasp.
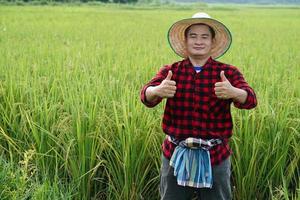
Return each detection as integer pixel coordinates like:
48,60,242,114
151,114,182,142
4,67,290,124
194,36,203,45
195,40,203,46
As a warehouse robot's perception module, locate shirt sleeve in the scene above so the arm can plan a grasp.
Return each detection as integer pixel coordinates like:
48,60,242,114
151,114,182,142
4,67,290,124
140,65,171,108
229,68,257,109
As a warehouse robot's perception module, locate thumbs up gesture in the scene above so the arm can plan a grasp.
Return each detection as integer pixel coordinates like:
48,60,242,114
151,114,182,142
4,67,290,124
214,71,234,99
154,70,177,98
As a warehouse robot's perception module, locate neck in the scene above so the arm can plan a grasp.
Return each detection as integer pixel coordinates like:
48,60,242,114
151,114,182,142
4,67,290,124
188,55,210,66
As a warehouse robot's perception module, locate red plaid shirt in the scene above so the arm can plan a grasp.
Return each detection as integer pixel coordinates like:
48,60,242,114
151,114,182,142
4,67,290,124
140,57,257,165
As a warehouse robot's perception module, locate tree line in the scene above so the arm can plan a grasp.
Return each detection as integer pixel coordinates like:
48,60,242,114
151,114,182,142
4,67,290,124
1,0,140,4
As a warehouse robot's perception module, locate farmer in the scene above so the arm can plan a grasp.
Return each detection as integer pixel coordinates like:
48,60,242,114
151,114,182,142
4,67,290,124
140,12,257,200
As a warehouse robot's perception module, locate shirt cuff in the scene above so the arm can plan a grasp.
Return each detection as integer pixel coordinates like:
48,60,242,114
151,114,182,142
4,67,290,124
233,88,257,109
141,84,162,108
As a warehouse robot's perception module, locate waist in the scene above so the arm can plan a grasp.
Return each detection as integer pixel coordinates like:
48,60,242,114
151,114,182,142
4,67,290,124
167,135,223,150
162,137,232,165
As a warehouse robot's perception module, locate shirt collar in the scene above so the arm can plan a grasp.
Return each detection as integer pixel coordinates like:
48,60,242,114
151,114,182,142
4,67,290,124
183,56,215,69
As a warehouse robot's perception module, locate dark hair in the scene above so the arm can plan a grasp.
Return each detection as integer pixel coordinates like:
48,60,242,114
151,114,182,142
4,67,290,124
184,23,216,39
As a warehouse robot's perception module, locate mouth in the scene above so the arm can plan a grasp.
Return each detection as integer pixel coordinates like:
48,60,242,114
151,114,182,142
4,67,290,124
193,47,205,50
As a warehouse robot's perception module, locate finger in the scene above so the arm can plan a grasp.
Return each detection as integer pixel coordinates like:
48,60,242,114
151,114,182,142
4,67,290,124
164,88,176,96
165,92,176,98
220,71,228,82
216,95,222,99
214,87,223,92
166,80,176,86
214,82,224,87
214,87,224,94
215,91,223,96
165,70,173,80
216,94,226,99
217,93,229,99
165,85,177,91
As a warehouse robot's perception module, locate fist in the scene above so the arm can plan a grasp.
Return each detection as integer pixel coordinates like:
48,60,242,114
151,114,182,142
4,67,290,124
214,71,234,99
154,70,177,98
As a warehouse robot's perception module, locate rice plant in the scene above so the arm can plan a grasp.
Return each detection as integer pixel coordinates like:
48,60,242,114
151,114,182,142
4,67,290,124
0,4,299,199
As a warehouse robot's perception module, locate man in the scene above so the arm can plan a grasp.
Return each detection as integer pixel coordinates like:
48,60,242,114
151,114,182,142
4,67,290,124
140,12,257,200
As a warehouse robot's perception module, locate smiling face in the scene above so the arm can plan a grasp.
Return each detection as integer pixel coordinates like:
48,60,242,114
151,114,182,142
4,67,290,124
185,24,215,59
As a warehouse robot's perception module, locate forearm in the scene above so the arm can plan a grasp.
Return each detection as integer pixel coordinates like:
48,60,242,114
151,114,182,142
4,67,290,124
229,68,257,109
232,87,248,104
145,86,161,104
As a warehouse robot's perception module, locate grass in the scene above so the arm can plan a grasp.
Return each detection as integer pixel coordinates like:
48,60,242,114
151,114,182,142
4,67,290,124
0,4,299,199
0,154,75,200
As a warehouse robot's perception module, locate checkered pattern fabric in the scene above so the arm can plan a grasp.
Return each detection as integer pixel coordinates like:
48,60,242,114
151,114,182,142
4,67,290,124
141,57,257,165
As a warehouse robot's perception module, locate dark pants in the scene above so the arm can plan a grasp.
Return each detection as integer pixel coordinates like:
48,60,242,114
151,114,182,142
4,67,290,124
160,155,232,200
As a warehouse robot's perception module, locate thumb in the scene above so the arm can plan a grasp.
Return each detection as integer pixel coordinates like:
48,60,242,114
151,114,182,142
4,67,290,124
220,71,228,82
165,70,173,80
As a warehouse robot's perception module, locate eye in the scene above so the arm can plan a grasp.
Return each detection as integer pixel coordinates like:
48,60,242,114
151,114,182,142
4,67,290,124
188,33,197,39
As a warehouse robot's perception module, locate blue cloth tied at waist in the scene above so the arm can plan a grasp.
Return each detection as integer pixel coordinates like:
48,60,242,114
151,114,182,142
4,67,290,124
168,136,222,188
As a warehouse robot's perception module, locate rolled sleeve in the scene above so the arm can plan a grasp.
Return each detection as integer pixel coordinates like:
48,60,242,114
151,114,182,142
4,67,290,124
140,83,163,108
230,68,257,109
233,87,257,109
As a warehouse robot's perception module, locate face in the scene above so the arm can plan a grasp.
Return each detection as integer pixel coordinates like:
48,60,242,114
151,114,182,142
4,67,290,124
185,24,214,58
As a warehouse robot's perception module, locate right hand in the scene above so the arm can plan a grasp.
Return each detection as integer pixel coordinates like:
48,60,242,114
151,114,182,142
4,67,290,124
153,70,177,98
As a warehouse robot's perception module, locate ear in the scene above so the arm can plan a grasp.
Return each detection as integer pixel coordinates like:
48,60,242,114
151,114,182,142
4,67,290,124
183,38,188,48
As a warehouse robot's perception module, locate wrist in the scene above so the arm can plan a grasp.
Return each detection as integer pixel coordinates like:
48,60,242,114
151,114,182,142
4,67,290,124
145,86,160,103
232,87,247,103
147,86,158,97
231,87,240,99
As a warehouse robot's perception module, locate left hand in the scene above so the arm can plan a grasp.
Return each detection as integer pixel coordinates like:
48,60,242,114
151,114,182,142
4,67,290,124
214,71,235,99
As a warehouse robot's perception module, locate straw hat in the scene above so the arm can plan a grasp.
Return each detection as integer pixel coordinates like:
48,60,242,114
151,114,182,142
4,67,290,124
168,12,232,59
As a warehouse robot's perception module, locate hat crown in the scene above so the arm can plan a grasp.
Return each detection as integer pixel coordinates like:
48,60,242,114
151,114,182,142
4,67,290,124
192,12,211,19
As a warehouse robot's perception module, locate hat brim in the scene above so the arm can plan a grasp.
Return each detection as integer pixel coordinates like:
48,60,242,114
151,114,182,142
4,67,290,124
167,18,232,59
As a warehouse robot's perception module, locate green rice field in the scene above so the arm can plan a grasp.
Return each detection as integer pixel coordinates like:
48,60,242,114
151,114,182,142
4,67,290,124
0,4,299,200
